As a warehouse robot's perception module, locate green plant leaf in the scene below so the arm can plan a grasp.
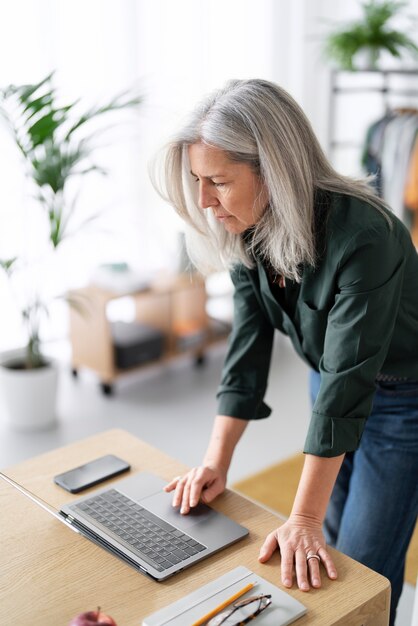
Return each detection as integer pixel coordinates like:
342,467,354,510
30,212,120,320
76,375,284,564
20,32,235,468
0,71,143,361
1,72,54,103
324,0,418,69
21,91,55,120
26,106,71,148
0,258,18,274
64,91,142,139
31,141,91,192
363,1,407,29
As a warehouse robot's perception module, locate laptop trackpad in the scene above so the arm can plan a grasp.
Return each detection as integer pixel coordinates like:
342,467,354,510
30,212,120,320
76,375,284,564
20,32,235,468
141,492,214,530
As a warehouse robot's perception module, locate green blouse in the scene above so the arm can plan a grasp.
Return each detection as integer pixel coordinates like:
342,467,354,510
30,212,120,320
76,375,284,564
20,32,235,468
216,192,418,457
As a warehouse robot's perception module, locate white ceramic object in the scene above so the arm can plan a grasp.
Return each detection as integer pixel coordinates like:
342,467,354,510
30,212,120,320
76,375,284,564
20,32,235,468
0,357,59,431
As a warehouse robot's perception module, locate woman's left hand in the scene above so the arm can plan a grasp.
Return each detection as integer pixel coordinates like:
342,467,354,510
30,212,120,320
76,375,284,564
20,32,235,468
258,513,338,591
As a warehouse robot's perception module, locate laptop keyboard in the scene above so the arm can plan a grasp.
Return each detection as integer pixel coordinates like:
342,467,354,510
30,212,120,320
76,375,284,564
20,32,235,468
73,489,206,572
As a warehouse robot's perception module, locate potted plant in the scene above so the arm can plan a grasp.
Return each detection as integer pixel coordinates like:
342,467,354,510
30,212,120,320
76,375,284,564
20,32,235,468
0,73,141,430
324,0,418,70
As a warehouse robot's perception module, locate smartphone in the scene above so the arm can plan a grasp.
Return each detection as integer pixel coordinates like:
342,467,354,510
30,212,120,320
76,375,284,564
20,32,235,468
53,454,131,493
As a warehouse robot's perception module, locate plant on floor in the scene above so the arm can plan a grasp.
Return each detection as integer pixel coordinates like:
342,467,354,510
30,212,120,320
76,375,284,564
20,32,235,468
0,73,142,369
324,0,418,70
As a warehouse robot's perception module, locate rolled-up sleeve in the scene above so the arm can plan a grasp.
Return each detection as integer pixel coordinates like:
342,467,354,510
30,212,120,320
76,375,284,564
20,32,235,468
304,224,405,457
217,265,275,420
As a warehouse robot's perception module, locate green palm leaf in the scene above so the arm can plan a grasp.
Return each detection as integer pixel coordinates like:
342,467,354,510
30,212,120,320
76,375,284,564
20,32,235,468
0,72,142,367
324,0,418,70
0,258,18,275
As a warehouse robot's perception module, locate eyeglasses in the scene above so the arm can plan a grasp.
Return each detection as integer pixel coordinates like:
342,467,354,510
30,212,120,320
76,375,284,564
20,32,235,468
206,594,272,626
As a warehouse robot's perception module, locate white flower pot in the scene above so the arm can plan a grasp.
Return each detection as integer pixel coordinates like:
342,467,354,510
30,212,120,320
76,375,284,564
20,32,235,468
0,356,59,431
352,47,380,71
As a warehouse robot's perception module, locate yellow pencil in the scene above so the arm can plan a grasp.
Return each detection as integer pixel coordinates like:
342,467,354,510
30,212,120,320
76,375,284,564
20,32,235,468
190,581,256,626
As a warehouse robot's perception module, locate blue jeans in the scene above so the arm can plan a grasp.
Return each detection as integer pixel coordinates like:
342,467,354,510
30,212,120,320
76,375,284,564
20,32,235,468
310,371,418,626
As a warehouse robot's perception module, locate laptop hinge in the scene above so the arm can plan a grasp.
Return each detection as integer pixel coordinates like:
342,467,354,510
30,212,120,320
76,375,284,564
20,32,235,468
68,516,154,579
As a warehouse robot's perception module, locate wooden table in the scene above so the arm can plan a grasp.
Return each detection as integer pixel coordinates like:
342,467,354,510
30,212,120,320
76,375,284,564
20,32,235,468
0,429,390,625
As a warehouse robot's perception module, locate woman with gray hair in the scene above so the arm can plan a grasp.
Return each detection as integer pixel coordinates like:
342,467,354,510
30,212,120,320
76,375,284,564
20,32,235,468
154,78,418,626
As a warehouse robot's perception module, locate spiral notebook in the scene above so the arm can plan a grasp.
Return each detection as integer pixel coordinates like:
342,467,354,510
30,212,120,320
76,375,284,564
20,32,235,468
142,566,307,626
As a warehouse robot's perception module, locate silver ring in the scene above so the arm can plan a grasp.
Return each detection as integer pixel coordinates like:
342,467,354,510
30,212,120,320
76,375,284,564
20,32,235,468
306,553,321,563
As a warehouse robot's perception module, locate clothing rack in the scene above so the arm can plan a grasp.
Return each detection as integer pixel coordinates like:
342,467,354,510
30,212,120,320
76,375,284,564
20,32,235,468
327,68,418,159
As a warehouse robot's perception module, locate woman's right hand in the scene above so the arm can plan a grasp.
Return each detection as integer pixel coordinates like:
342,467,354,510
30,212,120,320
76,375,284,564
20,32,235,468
164,465,227,514
164,414,247,514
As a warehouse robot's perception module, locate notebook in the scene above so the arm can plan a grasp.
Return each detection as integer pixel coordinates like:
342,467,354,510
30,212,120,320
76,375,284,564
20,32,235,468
0,471,248,581
142,566,307,626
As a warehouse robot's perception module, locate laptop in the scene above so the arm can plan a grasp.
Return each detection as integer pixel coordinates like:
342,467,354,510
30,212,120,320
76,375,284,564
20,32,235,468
0,470,248,581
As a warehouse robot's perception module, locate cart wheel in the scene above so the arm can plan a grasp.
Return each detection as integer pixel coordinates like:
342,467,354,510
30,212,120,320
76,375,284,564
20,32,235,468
194,354,206,367
101,382,113,396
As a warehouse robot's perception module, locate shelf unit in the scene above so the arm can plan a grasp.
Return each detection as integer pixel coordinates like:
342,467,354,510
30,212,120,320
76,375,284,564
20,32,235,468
69,273,229,395
328,68,418,159
327,68,418,246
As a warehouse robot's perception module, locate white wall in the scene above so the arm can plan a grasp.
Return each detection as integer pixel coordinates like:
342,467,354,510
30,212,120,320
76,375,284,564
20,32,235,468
0,0,417,352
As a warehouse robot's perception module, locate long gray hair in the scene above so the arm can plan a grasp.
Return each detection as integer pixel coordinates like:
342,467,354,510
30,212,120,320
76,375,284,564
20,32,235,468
152,78,390,281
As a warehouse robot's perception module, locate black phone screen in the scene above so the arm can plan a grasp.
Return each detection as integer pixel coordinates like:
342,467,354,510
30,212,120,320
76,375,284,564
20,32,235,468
53,454,131,493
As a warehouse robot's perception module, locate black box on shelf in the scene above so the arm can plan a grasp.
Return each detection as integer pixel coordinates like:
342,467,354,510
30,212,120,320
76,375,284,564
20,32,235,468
110,321,165,369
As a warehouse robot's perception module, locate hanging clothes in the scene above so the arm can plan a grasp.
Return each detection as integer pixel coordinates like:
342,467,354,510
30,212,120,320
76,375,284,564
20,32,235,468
361,114,394,195
404,134,418,211
362,110,418,225
382,113,418,221
404,134,418,247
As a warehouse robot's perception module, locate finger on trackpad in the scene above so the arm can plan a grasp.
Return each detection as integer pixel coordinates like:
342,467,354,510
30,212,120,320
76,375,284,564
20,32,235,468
142,492,214,529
